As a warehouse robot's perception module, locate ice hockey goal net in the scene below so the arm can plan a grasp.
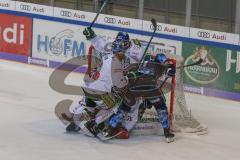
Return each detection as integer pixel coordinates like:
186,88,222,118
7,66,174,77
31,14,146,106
87,45,208,135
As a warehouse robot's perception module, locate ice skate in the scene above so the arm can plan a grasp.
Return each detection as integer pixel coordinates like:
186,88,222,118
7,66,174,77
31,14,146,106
164,128,175,143
66,122,80,133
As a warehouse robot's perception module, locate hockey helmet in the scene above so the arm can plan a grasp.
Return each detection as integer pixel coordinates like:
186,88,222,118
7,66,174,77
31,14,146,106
155,53,167,64
112,32,131,54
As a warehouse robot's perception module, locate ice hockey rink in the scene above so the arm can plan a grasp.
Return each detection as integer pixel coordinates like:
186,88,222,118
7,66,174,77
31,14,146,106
0,59,240,160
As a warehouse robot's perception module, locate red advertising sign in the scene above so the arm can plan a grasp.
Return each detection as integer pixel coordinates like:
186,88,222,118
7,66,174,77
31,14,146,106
0,14,32,56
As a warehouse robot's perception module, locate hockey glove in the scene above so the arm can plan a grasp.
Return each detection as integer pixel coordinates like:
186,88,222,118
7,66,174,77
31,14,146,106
166,63,176,77
83,27,96,40
111,86,123,97
89,69,100,80
126,71,138,81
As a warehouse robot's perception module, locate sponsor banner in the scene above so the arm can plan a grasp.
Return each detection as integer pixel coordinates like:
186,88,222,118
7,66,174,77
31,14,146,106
28,57,49,67
183,85,204,94
32,18,182,65
32,19,120,63
15,1,53,16
53,7,95,22
97,14,143,30
190,28,239,45
138,35,182,56
183,84,240,101
131,122,163,136
32,19,90,62
0,14,32,56
142,20,189,37
182,42,240,95
0,0,15,10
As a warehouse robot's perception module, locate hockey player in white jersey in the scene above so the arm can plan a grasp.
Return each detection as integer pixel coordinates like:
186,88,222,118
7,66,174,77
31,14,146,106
65,27,143,137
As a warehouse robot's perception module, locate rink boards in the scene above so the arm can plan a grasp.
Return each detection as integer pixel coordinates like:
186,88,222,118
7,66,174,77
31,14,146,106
0,0,239,101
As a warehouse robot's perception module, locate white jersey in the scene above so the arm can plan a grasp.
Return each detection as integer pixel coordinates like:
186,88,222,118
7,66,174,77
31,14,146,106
124,39,144,68
82,36,113,93
75,35,144,132
83,36,144,93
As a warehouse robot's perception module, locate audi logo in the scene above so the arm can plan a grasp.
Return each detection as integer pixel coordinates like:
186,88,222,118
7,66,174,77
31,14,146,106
20,4,31,11
150,24,162,31
60,10,72,17
104,17,116,24
197,31,211,38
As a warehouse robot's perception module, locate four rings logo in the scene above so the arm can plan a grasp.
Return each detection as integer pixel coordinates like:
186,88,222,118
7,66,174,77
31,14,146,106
150,24,162,31
20,4,31,11
60,10,72,17
197,31,210,38
104,17,116,24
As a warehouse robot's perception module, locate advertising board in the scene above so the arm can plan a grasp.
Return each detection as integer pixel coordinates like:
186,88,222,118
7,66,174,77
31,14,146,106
0,14,32,56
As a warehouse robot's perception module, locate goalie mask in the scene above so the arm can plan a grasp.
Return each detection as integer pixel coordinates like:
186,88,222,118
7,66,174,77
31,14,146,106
112,32,131,54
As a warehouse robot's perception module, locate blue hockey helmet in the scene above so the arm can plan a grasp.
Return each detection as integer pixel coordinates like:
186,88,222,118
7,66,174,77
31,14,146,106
112,32,130,54
155,53,167,64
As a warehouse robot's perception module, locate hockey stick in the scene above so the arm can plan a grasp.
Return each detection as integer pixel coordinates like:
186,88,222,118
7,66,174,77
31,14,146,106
138,18,158,70
176,58,203,69
89,0,110,29
176,50,207,69
157,58,203,87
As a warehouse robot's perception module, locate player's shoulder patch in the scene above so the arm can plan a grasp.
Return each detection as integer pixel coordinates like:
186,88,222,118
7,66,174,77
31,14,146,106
132,39,141,47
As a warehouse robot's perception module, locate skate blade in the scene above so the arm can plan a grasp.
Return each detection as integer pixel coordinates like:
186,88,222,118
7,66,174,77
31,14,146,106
96,131,124,141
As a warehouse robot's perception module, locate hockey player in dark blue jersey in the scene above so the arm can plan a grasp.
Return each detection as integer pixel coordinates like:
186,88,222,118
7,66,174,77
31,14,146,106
102,52,176,142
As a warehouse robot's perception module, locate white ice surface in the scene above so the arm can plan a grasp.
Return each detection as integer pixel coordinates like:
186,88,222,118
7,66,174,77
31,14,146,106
0,59,240,160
